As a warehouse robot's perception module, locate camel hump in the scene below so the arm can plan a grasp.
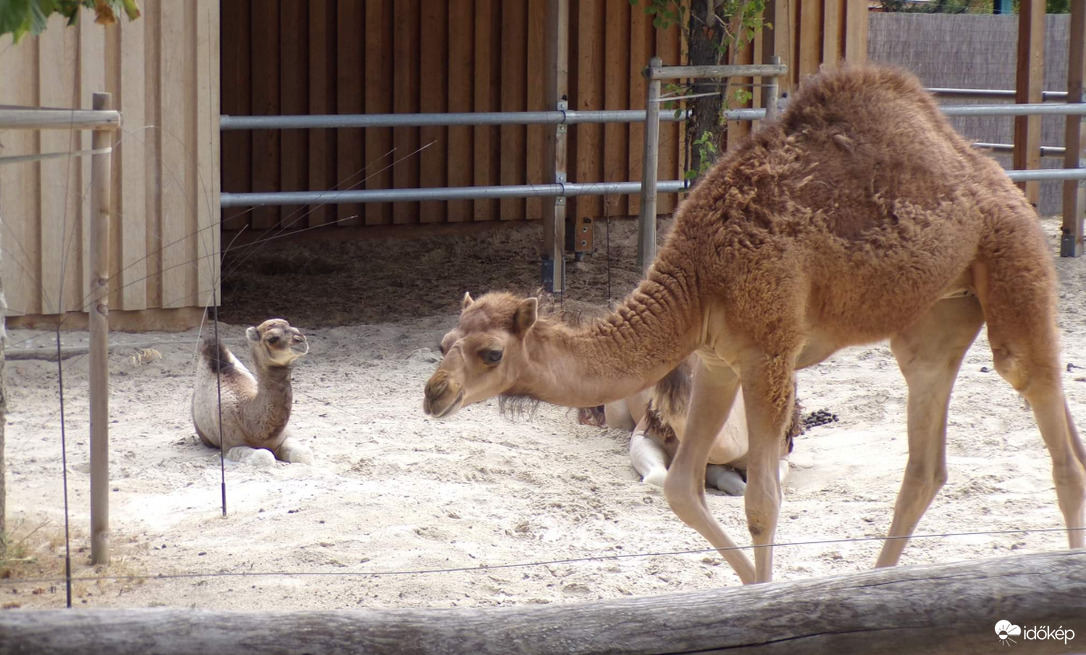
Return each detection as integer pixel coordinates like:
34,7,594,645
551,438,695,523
200,339,236,374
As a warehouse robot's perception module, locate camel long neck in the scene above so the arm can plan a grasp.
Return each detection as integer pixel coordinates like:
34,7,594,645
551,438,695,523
244,363,293,439
516,248,702,407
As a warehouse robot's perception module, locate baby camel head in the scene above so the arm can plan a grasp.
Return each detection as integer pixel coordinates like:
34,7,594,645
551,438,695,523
424,292,539,418
246,318,309,369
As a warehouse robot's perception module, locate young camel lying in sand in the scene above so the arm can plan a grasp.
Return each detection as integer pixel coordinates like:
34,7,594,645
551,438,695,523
424,64,1086,585
579,357,801,495
191,318,313,465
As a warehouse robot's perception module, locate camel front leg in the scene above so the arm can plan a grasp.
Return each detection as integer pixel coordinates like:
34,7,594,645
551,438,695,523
739,354,797,584
663,356,755,584
877,296,983,568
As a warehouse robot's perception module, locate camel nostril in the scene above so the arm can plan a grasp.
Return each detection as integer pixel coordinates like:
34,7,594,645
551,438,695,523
426,377,449,400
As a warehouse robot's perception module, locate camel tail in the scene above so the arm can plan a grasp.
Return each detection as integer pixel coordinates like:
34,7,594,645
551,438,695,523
200,339,236,375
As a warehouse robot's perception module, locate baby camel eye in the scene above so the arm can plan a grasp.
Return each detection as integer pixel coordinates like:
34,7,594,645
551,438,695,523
266,335,281,345
479,348,503,365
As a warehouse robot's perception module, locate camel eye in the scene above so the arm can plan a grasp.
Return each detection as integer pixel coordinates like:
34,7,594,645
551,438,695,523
266,335,281,345
480,348,503,365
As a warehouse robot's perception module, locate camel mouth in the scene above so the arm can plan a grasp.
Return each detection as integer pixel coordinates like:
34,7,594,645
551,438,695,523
291,339,310,356
427,390,465,419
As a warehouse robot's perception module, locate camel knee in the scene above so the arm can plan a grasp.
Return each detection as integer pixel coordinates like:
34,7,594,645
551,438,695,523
276,439,314,465
902,460,947,498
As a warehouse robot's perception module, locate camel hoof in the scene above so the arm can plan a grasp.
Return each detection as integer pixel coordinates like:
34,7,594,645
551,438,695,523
282,445,314,465
226,447,276,467
706,465,746,496
641,468,667,488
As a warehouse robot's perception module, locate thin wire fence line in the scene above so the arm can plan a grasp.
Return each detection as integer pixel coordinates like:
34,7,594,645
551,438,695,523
5,526,1082,587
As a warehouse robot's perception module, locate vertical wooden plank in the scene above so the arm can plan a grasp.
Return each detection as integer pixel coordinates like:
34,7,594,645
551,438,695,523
81,10,107,312
364,0,393,225
393,0,421,224
822,0,844,67
628,2,649,218
104,22,123,311
0,32,42,316
419,0,449,223
655,16,681,214
843,0,868,64
37,15,81,315
251,0,280,230
602,0,629,220
574,0,603,227
1062,0,1085,257
473,0,501,221
525,0,546,221
219,0,251,232
500,0,528,221
279,0,308,230
117,14,148,310
447,0,474,222
1014,0,1044,205
196,0,221,307
309,0,337,228
160,0,195,308
337,0,364,226
145,0,163,308
797,0,822,81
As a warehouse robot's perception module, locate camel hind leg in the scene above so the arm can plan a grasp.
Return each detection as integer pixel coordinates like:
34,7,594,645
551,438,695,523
876,295,984,568
663,355,756,584
975,251,1086,550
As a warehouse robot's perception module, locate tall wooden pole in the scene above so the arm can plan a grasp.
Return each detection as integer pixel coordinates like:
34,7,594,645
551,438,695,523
1014,0,1044,206
89,92,113,565
0,188,6,547
541,0,568,293
637,59,662,274
1063,0,1086,257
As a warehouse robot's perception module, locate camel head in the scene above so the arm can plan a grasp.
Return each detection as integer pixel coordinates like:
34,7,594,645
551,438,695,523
246,318,309,369
424,291,539,419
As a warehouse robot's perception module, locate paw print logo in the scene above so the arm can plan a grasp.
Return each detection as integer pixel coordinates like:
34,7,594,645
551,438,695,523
996,620,1022,646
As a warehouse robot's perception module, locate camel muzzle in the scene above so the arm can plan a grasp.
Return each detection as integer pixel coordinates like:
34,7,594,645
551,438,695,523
423,371,464,418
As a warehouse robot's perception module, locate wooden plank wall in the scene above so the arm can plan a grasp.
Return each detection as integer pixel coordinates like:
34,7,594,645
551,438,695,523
0,0,220,320
218,0,686,234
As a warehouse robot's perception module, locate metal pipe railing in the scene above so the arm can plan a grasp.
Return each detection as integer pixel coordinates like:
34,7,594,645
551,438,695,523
929,87,1069,101
0,107,121,131
220,109,690,131
1004,168,1086,182
220,180,690,208
941,102,1086,117
973,142,1067,158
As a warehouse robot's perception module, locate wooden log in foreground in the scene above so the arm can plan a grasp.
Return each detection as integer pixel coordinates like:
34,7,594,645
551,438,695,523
1,551,1085,655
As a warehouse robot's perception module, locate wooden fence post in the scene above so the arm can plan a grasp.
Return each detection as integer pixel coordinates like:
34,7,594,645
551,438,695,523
89,92,113,565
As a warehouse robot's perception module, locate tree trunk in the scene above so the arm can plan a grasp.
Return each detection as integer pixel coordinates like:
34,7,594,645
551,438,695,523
685,0,727,183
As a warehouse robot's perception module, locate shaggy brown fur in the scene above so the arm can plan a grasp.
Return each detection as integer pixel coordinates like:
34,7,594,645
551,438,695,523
424,63,1085,585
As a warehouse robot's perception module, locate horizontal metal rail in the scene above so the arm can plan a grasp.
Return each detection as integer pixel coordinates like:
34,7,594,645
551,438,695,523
219,168,1085,208
973,142,1067,158
929,87,1069,101
220,109,691,131
0,108,121,131
1004,168,1086,182
645,63,789,80
220,180,691,208
941,102,1086,117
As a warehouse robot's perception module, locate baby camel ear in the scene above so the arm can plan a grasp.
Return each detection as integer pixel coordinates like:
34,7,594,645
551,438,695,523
513,297,538,335
462,292,475,310
246,326,260,342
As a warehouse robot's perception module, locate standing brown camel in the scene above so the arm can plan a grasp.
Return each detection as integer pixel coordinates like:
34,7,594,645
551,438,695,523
423,64,1086,584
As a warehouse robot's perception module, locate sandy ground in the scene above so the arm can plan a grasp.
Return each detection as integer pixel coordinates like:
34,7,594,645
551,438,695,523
2,217,1084,612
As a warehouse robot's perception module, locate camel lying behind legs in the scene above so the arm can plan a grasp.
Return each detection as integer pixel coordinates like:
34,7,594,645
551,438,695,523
191,318,313,465
425,64,1085,585
580,357,801,495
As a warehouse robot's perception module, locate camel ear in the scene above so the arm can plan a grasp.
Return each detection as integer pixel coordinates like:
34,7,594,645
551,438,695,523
246,326,260,342
513,297,538,335
462,292,474,310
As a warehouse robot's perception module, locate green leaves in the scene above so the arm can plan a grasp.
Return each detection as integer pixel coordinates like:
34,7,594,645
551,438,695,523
0,0,140,43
